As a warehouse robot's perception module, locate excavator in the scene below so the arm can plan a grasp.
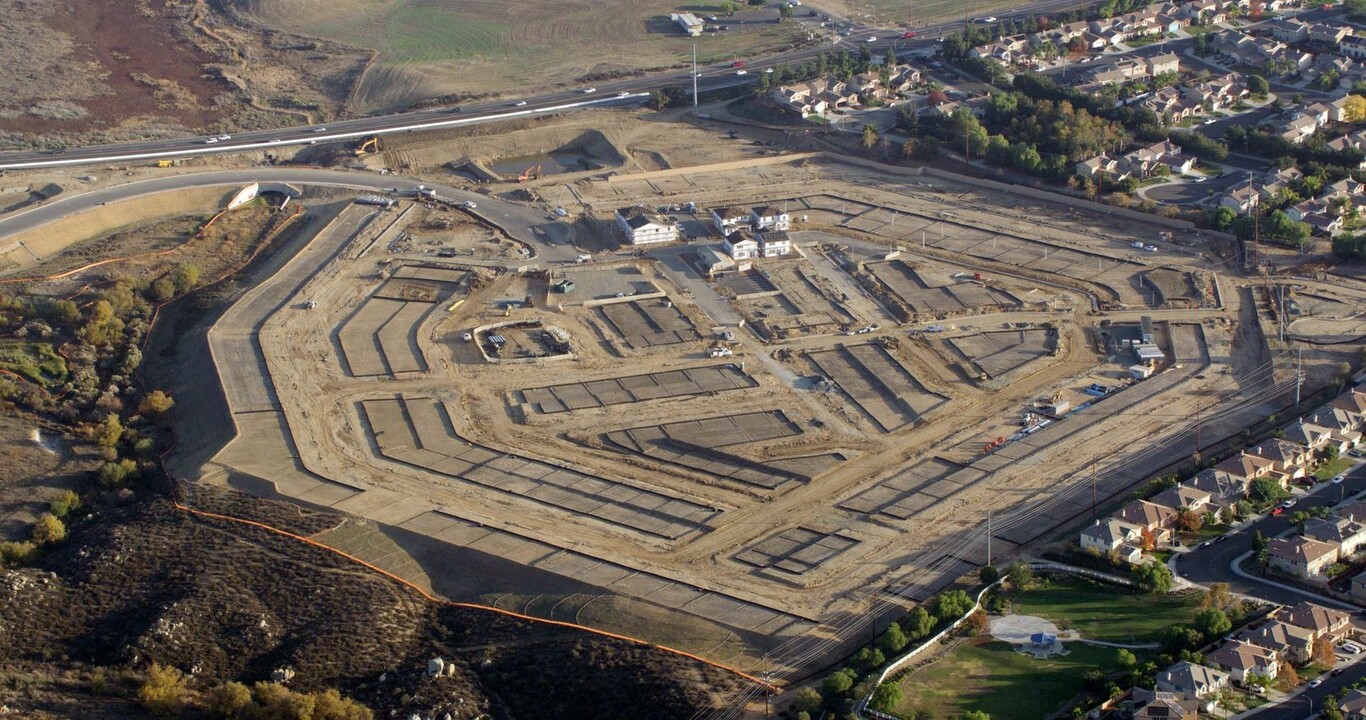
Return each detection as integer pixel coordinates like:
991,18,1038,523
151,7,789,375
517,164,541,182
353,136,381,157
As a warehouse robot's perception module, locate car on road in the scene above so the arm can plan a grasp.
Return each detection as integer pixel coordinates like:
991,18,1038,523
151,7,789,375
583,87,597,94
203,138,218,144
1333,475,1346,484
902,31,917,38
1271,506,1285,516
513,100,527,106
448,107,462,113
217,134,232,141
731,60,745,68
864,36,877,42
461,201,477,209
1310,678,1324,688
313,127,327,132
269,138,281,143
1282,499,1297,509
617,91,632,97
735,69,747,75
764,67,774,73
974,16,997,23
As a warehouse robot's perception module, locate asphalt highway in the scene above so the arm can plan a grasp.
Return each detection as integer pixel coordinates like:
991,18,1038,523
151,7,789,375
0,0,1098,171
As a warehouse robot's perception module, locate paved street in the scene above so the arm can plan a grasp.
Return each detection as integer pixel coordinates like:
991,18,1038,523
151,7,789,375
1176,460,1366,609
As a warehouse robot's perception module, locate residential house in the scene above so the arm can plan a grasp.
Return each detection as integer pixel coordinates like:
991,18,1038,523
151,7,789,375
1342,35,1366,61
1185,468,1250,508
711,206,751,235
1155,661,1231,706
1282,113,1323,144
1150,484,1214,516
1303,516,1366,557
1308,406,1363,448
1282,419,1336,453
1288,197,1346,236
1308,23,1353,47
1306,102,1335,126
1267,536,1340,578
1237,620,1315,665
1247,439,1311,480
1079,517,1145,555
1331,94,1361,123
614,206,679,245
1328,388,1366,424
749,205,790,232
1338,500,1366,524
1214,451,1276,483
1341,688,1366,720
1115,500,1176,545
1206,639,1280,685
1270,18,1310,43
1350,570,1366,605
772,79,857,118
1221,185,1260,214
755,230,793,257
1260,166,1304,201
721,231,759,260
1278,601,1355,643
1184,0,1229,24
1147,52,1180,76
1133,693,1199,720
1075,154,1130,181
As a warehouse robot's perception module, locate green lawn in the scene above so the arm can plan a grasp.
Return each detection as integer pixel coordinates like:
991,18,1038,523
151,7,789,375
1316,457,1354,480
895,640,1130,720
1010,576,1201,644
0,341,67,387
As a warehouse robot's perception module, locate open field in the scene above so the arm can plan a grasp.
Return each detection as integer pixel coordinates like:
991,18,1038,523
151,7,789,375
1011,576,1202,644
231,0,803,110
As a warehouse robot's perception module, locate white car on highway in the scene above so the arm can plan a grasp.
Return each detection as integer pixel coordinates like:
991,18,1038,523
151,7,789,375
217,134,231,141
512,100,527,106
735,69,747,75
583,87,597,94
203,138,218,144
617,91,631,97
864,36,877,42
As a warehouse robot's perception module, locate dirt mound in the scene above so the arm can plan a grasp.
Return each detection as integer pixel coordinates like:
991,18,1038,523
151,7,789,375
0,487,741,719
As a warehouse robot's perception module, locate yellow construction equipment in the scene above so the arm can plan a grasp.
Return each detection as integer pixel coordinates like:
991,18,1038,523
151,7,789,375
353,136,381,156
517,164,541,182
155,159,175,168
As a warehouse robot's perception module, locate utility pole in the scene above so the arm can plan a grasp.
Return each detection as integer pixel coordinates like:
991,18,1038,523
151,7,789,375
1195,405,1201,456
1091,464,1098,519
692,43,699,108
1295,347,1303,408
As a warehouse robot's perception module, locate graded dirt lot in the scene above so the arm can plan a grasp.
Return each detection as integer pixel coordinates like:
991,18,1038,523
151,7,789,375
9,108,1360,711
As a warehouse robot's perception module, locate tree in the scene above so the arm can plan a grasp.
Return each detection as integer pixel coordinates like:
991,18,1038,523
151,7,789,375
1249,477,1286,506
149,278,176,303
95,413,123,448
1252,530,1269,553
1246,74,1270,98
962,712,991,720
139,390,175,416
879,623,909,655
1324,445,1340,462
823,668,857,696
1350,0,1366,21
1313,636,1338,668
1194,608,1232,640
138,663,188,715
1175,509,1204,532
1131,560,1174,593
862,123,880,149
789,687,823,715
1115,648,1137,670
963,610,990,636
934,589,974,620
99,458,138,487
904,607,936,640
1210,205,1236,232
871,683,903,712
48,489,80,519
31,512,66,545
1200,582,1232,612
979,565,1000,584
1343,95,1366,123
1006,560,1034,589
1275,662,1299,691
206,682,253,718
79,299,125,347
1333,233,1366,262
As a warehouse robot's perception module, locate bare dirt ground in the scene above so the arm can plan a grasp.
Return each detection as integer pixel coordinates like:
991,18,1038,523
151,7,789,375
0,0,369,149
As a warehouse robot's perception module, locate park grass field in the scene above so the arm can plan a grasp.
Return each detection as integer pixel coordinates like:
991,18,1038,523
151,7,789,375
1011,576,1201,644
894,577,1201,719
231,0,802,111
894,640,1123,720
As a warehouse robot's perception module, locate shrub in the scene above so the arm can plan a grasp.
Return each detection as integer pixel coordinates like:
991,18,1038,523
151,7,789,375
138,663,188,715
30,512,66,545
206,682,252,718
48,489,80,518
0,541,36,567
139,390,175,416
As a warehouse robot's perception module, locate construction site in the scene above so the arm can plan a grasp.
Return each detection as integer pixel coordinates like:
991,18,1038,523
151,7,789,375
5,108,1360,712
